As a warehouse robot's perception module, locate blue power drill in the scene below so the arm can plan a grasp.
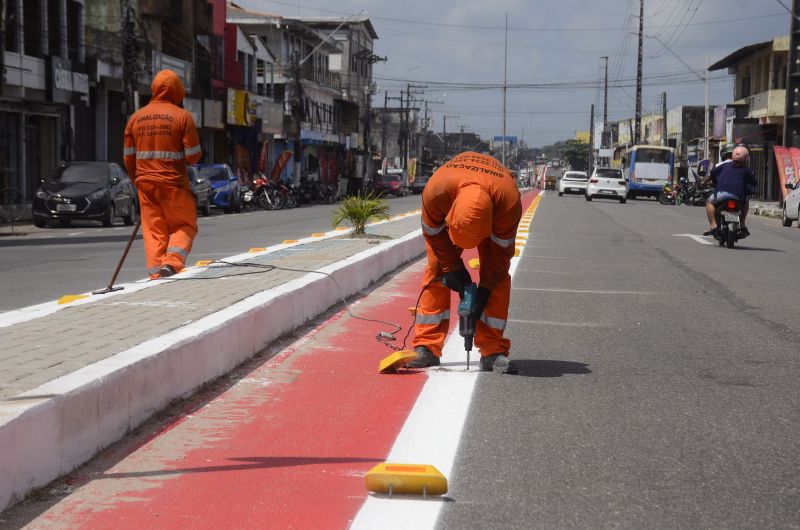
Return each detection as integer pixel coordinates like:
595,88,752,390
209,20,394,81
457,282,478,370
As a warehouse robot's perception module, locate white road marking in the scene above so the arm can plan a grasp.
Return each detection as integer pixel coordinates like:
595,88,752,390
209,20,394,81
674,233,713,245
508,318,613,327
512,287,664,295
68,232,84,236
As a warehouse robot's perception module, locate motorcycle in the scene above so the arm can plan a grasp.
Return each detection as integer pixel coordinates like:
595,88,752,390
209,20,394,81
713,198,746,248
253,173,285,211
658,182,676,205
276,181,298,208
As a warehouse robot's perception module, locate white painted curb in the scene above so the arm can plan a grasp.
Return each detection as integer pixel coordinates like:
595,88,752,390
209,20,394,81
0,230,424,513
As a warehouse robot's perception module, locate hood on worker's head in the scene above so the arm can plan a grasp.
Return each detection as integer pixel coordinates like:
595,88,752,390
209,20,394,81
150,69,186,105
446,185,493,249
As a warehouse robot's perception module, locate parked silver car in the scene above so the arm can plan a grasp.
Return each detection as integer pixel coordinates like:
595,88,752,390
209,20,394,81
781,181,800,227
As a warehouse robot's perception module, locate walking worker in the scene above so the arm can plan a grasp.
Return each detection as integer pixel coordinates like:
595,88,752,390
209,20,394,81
123,69,202,278
408,151,522,373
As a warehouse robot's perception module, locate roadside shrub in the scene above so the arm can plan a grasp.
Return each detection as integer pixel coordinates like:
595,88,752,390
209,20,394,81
332,192,390,235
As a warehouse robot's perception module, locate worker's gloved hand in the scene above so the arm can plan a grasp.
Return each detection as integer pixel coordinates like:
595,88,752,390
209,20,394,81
470,286,492,319
441,266,472,297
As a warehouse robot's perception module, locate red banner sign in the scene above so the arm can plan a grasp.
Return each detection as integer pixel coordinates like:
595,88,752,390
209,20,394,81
774,146,799,200
257,141,270,173
270,151,293,182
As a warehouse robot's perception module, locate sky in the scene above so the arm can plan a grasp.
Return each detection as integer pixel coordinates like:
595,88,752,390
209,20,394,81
239,0,790,148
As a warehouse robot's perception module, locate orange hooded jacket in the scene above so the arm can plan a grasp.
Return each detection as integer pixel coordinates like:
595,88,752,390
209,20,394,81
123,70,202,186
421,152,521,290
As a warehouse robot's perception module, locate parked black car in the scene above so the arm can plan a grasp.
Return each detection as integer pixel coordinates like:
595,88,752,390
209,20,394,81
187,166,212,216
32,162,138,228
410,174,430,194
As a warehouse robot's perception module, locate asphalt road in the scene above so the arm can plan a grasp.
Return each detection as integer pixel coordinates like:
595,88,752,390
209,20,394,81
441,194,800,527
0,195,423,312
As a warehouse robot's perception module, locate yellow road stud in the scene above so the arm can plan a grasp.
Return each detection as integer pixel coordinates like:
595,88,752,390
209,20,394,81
468,258,480,269
514,247,521,257
282,239,298,244
365,463,448,496
335,227,350,231
58,294,88,305
248,247,266,253
379,350,418,373
311,232,325,237
195,260,212,266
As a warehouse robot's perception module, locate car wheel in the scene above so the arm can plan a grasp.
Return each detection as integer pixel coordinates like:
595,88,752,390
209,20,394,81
34,218,46,228
585,195,592,201
201,196,211,216
782,205,793,227
123,199,138,226
59,218,71,228
102,204,115,227
619,198,627,204
233,193,242,213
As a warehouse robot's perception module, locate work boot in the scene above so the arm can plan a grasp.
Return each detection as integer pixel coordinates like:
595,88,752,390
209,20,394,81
406,346,440,368
158,265,177,278
480,353,518,374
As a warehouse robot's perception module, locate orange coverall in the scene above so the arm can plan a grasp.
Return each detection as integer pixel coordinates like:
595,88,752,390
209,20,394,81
123,70,202,278
412,152,522,358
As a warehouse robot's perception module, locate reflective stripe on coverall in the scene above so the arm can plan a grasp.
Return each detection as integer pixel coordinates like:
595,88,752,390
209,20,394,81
412,152,521,358
123,70,202,277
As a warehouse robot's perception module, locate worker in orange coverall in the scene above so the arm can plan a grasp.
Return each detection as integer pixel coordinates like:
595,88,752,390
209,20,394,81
408,151,522,373
123,70,202,279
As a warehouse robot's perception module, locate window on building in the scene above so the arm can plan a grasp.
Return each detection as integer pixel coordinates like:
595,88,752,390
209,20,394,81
740,67,751,99
66,0,82,64
22,0,43,57
47,0,61,56
4,0,20,53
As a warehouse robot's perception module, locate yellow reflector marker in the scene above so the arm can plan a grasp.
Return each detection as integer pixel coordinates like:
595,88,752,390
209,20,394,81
58,294,88,305
514,247,521,257
365,463,448,496
379,350,418,374
335,227,349,231
282,239,298,244
311,232,325,237
248,247,266,253
195,260,212,266
468,258,480,269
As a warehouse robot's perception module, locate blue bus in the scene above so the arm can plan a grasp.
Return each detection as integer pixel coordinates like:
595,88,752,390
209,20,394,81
621,145,675,199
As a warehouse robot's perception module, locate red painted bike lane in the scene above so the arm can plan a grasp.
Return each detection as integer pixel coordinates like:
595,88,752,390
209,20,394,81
25,189,539,529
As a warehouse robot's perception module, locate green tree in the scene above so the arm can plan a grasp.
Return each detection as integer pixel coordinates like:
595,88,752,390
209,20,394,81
561,139,589,171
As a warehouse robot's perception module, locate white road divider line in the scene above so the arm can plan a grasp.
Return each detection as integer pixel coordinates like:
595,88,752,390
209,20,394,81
512,287,664,295
674,233,713,245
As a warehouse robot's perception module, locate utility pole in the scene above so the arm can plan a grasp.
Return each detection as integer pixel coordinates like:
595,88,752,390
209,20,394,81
784,0,800,147
635,0,644,144
589,104,595,171
662,91,667,146
122,0,140,117
443,114,459,158
0,0,6,85
502,13,508,165
291,52,304,184
602,56,609,148
704,54,710,157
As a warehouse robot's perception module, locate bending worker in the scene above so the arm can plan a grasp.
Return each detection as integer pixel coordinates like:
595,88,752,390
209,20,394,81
123,70,202,278
408,151,522,373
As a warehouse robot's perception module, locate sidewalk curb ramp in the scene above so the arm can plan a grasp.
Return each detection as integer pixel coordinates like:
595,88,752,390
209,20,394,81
0,229,424,512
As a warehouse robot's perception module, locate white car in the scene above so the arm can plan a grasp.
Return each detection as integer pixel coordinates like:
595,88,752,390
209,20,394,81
782,180,800,227
558,171,588,196
585,168,628,204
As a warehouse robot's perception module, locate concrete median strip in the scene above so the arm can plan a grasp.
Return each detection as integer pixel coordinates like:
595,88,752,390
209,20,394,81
0,222,424,512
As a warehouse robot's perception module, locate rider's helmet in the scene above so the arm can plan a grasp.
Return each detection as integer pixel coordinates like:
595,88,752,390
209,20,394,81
720,143,735,161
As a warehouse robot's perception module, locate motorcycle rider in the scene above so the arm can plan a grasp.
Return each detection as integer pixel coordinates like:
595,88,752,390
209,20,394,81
703,145,757,236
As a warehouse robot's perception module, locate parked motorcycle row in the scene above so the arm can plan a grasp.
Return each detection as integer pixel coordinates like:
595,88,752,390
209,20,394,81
239,174,339,212
658,177,712,206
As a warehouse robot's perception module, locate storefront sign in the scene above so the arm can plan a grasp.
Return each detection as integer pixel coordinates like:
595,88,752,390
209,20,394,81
183,97,202,128
48,57,89,103
227,88,257,126
203,99,224,129
152,51,192,94
258,99,284,134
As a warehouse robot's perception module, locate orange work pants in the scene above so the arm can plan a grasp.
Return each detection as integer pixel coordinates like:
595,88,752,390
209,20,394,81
412,239,512,358
136,181,197,278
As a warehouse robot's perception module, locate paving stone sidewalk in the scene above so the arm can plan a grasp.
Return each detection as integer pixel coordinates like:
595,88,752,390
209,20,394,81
0,218,421,401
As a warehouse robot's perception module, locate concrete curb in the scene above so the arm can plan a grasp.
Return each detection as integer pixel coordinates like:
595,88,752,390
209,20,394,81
0,229,424,512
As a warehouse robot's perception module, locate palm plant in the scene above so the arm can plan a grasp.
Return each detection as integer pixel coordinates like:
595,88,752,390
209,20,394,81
332,192,390,235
